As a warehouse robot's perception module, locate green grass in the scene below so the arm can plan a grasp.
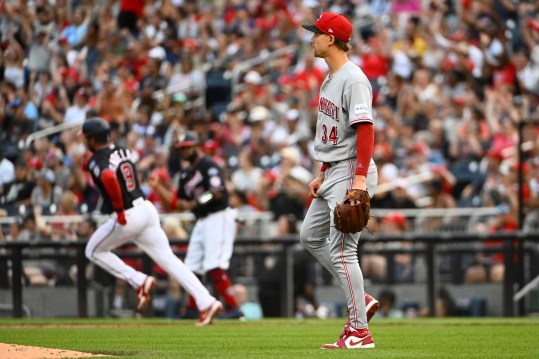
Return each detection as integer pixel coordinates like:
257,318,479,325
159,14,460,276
0,318,538,358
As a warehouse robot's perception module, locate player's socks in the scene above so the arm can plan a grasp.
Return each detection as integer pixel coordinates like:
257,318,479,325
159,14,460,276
187,295,198,311
184,273,204,315
208,268,238,308
181,295,200,319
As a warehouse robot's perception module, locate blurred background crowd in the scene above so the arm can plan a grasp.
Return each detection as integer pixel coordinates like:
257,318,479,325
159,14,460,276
1,0,539,316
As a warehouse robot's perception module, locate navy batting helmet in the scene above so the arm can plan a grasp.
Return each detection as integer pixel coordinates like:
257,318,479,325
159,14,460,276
81,117,111,143
175,131,200,148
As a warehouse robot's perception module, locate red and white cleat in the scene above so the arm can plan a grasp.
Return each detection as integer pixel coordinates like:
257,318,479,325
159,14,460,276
136,276,156,311
196,300,223,327
339,293,380,339
365,292,380,322
322,328,375,349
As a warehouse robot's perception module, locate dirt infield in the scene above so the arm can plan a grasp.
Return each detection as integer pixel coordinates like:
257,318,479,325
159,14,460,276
0,343,110,358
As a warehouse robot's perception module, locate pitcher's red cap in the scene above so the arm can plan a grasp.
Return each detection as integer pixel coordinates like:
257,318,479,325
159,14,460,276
302,12,353,42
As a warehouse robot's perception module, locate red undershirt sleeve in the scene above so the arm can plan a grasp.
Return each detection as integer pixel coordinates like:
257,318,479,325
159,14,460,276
355,123,374,176
101,169,124,211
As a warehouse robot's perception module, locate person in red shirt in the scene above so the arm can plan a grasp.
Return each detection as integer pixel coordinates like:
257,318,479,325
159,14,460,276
118,0,145,37
147,168,176,213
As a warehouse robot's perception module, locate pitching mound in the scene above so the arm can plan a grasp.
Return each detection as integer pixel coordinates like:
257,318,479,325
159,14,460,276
0,343,110,359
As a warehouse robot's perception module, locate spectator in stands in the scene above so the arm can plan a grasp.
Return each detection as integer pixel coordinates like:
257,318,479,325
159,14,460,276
373,178,417,209
232,150,263,195
69,217,98,285
420,286,457,317
27,28,52,75
147,167,175,214
267,147,312,221
45,147,70,190
469,193,517,284
168,56,205,102
243,106,272,167
229,189,257,213
0,158,35,216
232,283,263,320
64,88,90,124
14,207,57,286
118,0,145,37
375,289,404,319
60,6,91,48
95,76,130,123
3,34,25,90
0,149,15,197
419,176,457,232
50,190,80,241
363,211,413,283
1,84,36,144
31,169,63,215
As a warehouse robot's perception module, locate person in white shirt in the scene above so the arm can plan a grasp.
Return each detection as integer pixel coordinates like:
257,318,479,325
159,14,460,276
64,88,90,123
0,149,15,191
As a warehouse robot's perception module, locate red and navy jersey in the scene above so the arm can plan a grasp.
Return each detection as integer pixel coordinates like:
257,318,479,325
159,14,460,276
177,156,228,218
87,145,145,214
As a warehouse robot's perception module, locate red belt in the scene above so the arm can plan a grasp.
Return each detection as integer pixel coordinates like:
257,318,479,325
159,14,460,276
323,161,341,168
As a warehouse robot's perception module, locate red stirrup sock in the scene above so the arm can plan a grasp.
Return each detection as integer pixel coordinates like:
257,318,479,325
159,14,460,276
208,268,238,308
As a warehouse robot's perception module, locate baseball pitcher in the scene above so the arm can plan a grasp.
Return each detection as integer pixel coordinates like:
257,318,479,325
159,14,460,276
301,13,379,349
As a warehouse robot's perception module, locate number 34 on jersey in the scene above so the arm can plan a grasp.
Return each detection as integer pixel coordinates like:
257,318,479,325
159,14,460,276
321,124,339,145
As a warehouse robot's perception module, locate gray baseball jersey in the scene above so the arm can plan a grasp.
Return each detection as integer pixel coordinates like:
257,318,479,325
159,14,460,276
313,61,373,163
301,61,378,331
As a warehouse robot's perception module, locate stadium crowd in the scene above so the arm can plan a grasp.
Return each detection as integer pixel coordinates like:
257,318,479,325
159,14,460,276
1,0,539,311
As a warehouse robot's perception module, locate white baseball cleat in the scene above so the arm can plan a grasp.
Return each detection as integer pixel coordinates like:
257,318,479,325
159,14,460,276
196,300,223,327
136,276,156,311
322,328,375,349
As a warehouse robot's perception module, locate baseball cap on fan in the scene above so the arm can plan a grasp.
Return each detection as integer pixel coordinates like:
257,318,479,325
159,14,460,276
302,12,353,42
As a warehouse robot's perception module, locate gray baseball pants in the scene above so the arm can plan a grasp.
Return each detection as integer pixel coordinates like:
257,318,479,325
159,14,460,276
300,158,378,330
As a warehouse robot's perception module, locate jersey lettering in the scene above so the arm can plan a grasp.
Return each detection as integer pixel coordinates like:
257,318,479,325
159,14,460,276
109,148,132,171
177,157,229,218
185,171,203,196
87,145,145,215
120,163,136,192
321,125,339,145
318,97,339,121
328,126,339,145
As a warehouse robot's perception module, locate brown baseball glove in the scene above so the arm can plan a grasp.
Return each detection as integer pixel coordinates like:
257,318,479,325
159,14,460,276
333,189,371,234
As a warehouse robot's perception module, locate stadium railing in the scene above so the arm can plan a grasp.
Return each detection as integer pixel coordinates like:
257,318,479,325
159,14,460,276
0,207,502,234
1,229,538,319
